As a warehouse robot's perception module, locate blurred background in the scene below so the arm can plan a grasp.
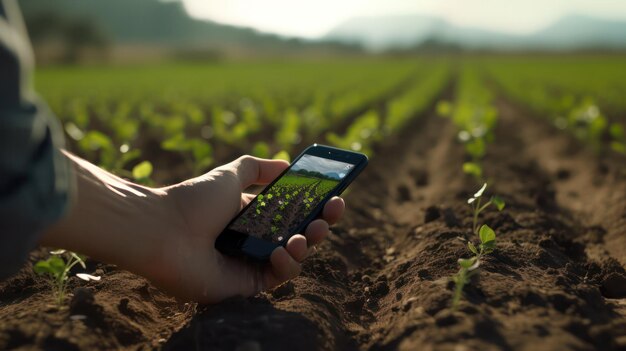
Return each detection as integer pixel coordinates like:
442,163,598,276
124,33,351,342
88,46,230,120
18,0,626,184
2,3,625,351
20,0,626,63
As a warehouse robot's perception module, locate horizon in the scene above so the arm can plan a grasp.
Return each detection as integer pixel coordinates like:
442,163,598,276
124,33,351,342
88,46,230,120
182,0,626,39
291,155,354,177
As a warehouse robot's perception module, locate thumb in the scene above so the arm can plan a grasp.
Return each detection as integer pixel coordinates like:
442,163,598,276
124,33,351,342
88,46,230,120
230,155,289,190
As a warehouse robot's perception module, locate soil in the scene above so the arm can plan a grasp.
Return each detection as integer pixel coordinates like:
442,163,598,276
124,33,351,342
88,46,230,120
1,92,626,350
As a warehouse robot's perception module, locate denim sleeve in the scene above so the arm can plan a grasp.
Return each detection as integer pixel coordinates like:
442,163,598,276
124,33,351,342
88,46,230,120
0,0,72,280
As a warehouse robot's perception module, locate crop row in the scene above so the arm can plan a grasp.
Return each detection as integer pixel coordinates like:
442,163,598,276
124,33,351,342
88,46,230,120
326,62,450,156
439,64,498,180
485,57,626,154
37,60,427,181
436,64,506,308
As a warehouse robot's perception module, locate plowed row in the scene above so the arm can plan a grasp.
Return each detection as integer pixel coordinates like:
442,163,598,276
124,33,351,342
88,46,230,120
1,76,625,351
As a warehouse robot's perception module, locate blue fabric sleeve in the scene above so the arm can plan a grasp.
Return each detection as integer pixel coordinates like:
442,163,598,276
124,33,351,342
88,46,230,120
0,0,72,280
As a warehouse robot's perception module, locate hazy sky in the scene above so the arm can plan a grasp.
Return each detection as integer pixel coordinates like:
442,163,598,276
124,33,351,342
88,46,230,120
291,155,353,177
182,0,626,38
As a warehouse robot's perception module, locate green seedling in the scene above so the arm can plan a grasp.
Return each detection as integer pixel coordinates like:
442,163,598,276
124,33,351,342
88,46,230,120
451,183,505,309
272,150,291,162
463,161,483,181
436,100,452,117
132,160,153,185
33,250,98,306
451,257,479,309
609,123,626,154
467,183,505,235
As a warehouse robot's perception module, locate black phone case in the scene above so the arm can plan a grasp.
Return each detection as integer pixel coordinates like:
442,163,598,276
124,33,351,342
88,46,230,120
215,144,368,262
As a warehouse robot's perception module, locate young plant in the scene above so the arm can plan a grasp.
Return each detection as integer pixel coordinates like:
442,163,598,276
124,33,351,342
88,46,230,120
451,256,479,309
451,183,505,309
33,250,97,306
610,123,626,154
132,160,154,186
467,183,505,236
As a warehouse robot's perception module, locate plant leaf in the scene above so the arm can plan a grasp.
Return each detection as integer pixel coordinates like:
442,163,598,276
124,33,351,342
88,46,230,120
252,142,271,159
479,225,496,244
611,141,626,154
272,150,290,162
48,256,66,275
436,100,452,117
458,257,477,269
492,196,505,211
33,260,51,275
468,241,478,254
132,161,153,180
462,162,482,179
79,130,113,152
467,197,476,204
610,123,624,139
161,133,188,152
482,240,496,248
480,240,496,255
474,183,487,198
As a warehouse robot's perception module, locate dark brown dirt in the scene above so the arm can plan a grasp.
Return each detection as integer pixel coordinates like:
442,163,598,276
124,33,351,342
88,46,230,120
0,249,192,350
1,92,626,350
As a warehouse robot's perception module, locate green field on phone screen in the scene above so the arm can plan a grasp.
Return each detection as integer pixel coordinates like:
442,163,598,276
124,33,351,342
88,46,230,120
230,172,340,242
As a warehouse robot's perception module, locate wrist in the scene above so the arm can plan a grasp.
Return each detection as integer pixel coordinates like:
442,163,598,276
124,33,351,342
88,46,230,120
40,154,179,279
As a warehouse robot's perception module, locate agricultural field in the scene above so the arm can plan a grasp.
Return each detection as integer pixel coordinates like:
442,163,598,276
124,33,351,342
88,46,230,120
1,55,626,350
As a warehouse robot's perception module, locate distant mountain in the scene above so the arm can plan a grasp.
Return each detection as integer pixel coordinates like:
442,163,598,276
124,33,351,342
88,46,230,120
19,0,359,54
291,169,341,181
324,15,448,50
530,15,626,49
21,0,626,57
324,14,626,51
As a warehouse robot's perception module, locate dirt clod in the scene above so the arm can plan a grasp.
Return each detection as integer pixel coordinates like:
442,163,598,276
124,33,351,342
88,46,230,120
69,287,96,315
424,206,441,223
600,272,626,298
442,207,461,228
397,185,411,202
271,281,295,299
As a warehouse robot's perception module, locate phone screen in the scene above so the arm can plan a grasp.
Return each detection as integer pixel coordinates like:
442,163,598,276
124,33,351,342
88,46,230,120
228,154,356,243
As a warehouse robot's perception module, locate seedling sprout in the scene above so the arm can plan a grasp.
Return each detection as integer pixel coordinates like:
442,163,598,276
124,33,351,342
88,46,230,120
451,183,505,309
33,250,100,306
467,183,505,235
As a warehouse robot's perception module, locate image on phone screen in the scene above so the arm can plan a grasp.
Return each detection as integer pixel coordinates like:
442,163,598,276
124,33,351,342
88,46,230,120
228,154,356,243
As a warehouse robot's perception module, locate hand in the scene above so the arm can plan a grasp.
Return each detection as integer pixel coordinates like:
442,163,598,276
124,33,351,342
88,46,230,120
157,156,345,302
42,154,344,304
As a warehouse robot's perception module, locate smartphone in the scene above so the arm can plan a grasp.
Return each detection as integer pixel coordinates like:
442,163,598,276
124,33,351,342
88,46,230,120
215,144,368,262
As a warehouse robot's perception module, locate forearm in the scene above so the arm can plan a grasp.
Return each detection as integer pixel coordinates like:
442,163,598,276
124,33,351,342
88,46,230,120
40,151,176,276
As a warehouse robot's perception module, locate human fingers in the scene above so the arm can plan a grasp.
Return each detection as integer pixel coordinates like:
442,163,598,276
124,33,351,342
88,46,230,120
322,196,345,226
304,219,329,247
230,155,288,190
241,193,256,208
285,234,308,262
265,247,302,287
